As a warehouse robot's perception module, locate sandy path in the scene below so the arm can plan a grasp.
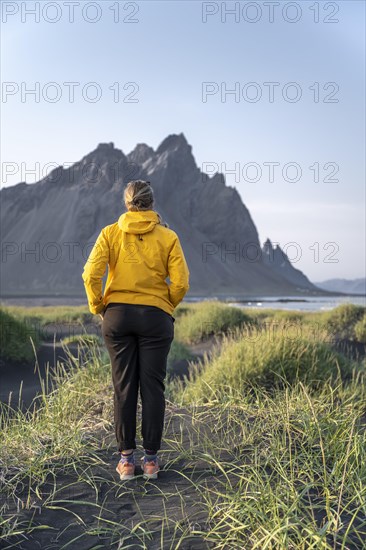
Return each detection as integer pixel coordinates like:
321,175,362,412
1,401,237,549
1,327,230,548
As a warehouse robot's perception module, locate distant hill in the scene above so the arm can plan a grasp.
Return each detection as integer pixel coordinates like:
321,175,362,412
313,278,366,295
0,133,339,298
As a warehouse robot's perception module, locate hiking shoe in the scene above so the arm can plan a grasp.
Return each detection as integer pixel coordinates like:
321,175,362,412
140,455,160,480
116,454,135,480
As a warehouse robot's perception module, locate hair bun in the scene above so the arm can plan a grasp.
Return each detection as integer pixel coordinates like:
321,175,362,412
124,180,154,211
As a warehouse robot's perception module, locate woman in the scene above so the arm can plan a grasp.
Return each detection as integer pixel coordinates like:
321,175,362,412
82,180,190,481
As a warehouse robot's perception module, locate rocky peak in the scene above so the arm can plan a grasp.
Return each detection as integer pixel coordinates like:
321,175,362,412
69,143,128,188
263,238,274,253
155,132,197,174
262,239,288,265
80,142,126,166
156,132,189,155
97,142,115,150
127,143,155,165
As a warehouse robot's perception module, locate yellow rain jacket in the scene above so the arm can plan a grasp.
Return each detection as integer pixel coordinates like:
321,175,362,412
82,210,190,316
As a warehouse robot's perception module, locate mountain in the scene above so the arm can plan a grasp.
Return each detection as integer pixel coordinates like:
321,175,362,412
0,133,337,298
313,278,366,295
262,238,318,290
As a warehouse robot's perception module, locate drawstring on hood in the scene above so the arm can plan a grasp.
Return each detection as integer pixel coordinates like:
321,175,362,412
118,210,164,246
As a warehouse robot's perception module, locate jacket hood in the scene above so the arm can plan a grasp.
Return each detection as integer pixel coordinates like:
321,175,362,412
118,210,160,235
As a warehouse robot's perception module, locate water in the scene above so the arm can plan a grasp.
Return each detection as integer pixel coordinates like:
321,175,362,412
185,295,366,312
225,296,365,312
0,294,365,312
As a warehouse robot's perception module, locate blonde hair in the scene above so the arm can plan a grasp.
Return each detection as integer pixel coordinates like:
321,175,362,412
123,180,169,227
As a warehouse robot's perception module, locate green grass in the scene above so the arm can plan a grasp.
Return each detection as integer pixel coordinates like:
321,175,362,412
0,308,41,362
169,376,366,549
167,314,366,549
1,301,365,548
0,339,111,465
0,305,98,362
60,333,104,346
322,303,366,341
1,304,92,326
174,300,255,344
354,313,366,344
168,320,357,406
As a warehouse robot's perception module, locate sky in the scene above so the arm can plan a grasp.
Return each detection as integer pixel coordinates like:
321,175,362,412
1,0,365,282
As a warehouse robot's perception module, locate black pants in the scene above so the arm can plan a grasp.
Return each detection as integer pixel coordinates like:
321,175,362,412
102,303,175,453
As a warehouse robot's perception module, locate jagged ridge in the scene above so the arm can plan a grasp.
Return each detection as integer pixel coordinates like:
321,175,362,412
0,133,325,297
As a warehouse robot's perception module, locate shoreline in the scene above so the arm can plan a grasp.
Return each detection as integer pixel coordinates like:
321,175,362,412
1,293,365,308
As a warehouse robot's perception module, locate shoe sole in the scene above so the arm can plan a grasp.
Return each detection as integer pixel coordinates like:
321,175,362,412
141,457,159,480
116,466,135,481
142,471,159,480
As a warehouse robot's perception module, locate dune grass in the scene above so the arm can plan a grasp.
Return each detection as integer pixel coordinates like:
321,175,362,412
0,305,95,359
354,313,366,343
244,303,366,340
0,338,112,470
0,304,92,325
174,300,255,344
1,301,365,548
167,316,366,548
60,333,104,346
168,375,366,549
0,308,42,362
168,320,356,406
322,304,366,342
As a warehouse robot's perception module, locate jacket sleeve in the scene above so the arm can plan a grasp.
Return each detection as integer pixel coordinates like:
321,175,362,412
167,234,190,309
82,228,109,315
